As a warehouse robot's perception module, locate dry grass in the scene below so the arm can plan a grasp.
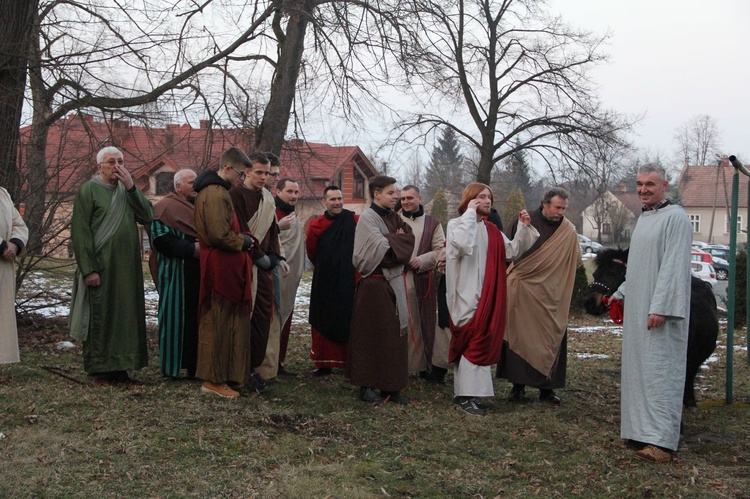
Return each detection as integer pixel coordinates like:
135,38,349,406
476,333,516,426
0,311,749,498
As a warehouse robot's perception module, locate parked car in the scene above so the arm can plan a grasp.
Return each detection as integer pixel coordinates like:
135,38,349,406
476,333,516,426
691,251,713,264
692,240,711,251
711,258,729,281
691,261,717,288
578,234,604,254
705,247,731,261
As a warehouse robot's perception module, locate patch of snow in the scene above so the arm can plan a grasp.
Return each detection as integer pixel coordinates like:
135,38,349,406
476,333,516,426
55,341,76,351
575,353,610,359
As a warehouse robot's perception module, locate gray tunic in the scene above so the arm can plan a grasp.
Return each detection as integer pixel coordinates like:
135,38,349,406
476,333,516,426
614,204,692,450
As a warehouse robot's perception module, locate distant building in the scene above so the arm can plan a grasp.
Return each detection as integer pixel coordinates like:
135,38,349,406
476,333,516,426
19,114,379,256
678,157,748,245
581,186,640,245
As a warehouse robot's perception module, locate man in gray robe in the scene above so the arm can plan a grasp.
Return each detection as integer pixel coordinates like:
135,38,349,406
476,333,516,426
609,164,692,463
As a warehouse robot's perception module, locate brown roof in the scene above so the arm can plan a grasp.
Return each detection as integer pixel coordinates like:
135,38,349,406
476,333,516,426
20,114,376,198
612,191,642,215
678,163,748,208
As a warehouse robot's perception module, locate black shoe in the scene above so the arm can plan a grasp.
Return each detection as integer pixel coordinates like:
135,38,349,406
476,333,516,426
244,372,269,394
420,367,447,385
626,439,648,451
539,389,561,405
278,363,296,376
508,384,526,402
381,391,409,405
311,367,332,377
453,396,485,416
359,387,383,403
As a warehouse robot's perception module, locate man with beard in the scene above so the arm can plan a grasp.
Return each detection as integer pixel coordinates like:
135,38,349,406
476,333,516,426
349,175,415,405
150,169,201,379
498,188,580,405
398,185,446,382
230,152,289,392
446,183,537,415
306,186,358,376
257,176,304,381
193,147,255,398
70,146,153,386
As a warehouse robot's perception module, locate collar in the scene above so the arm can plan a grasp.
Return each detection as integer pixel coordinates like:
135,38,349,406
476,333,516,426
538,206,563,226
370,202,390,216
642,199,671,212
275,196,295,214
402,204,424,220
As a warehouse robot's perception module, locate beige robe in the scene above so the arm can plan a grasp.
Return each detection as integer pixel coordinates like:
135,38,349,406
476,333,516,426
0,188,29,364
401,214,445,372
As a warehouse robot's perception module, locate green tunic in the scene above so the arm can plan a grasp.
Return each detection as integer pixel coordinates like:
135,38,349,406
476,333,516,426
70,179,153,374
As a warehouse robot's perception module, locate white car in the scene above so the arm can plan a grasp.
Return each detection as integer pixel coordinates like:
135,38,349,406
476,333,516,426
691,261,718,289
578,234,604,254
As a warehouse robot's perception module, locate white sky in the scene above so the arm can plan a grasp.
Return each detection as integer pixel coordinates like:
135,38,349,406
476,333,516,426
549,0,750,166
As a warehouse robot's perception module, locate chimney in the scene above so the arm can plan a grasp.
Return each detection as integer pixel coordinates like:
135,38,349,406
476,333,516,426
200,119,211,129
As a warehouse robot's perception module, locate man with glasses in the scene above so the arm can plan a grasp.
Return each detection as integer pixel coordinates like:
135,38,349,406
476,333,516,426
230,152,289,393
70,146,153,387
192,147,255,398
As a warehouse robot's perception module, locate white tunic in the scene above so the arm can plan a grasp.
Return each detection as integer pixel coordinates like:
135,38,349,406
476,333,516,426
614,204,692,450
0,188,29,364
446,208,538,397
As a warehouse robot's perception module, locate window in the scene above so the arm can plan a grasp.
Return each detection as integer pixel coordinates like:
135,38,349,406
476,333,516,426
353,168,365,200
725,215,742,234
156,172,175,195
689,214,700,233
602,222,611,235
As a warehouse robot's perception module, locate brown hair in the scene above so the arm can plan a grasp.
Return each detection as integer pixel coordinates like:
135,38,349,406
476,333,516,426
458,183,493,215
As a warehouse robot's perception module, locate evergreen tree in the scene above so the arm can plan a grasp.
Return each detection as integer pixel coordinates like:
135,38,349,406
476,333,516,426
506,146,534,202
502,188,526,230
570,264,591,314
425,127,464,200
430,188,449,232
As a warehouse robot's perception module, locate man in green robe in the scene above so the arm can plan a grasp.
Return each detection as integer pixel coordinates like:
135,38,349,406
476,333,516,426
70,146,153,386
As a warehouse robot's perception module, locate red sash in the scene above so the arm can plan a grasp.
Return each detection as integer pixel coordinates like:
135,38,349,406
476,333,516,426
199,213,253,312
449,223,507,365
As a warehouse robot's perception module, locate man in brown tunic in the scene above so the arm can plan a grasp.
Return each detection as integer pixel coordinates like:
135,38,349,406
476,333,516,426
497,187,580,405
230,152,288,392
348,175,415,405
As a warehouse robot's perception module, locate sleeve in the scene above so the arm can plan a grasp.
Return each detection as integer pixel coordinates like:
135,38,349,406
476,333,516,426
6,203,28,256
504,222,539,259
381,217,415,268
127,186,154,225
196,188,245,252
151,220,195,259
70,185,99,276
447,209,479,258
305,220,321,264
649,213,693,319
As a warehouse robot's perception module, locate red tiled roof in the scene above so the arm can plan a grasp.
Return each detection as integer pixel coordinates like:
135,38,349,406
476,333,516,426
678,163,748,208
21,114,376,198
612,191,642,215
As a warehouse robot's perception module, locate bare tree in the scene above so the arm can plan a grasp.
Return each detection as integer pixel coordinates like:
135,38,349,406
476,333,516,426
392,0,633,185
674,114,721,167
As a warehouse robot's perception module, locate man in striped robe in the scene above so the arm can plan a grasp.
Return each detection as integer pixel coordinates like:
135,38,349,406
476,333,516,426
150,169,200,379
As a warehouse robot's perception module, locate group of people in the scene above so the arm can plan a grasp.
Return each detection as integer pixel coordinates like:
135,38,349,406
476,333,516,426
1,146,692,464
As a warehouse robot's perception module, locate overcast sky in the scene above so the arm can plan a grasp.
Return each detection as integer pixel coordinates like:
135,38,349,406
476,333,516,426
549,0,750,166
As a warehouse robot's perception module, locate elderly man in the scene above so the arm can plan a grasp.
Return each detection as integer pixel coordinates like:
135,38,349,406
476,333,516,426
446,183,537,415
307,185,359,376
193,147,255,399
0,188,28,365
150,169,200,379
398,185,446,381
256,176,304,381
70,146,153,386
498,188,580,405
349,175,415,405
608,165,692,463
230,152,289,392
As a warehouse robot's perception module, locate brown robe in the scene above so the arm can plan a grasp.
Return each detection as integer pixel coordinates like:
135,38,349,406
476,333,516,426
497,208,579,388
230,185,281,376
347,206,415,392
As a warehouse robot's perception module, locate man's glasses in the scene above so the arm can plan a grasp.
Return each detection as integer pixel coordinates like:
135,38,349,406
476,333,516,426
100,158,124,165
231,166,246,180
269,172,280,178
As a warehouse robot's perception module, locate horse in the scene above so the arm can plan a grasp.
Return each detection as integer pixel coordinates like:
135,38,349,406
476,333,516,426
584,248,719,408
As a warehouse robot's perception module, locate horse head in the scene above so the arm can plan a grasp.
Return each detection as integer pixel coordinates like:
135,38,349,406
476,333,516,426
584,247,629,316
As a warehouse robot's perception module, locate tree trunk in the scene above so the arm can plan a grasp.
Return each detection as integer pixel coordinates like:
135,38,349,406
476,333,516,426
254,1,312,155
0,1,37,198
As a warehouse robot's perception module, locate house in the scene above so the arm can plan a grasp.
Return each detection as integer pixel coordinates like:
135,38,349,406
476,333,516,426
678,157,748,245
19,114,379,256
581,187,641,245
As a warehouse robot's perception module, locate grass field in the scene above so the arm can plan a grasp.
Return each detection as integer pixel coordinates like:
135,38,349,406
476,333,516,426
1,306,749,498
